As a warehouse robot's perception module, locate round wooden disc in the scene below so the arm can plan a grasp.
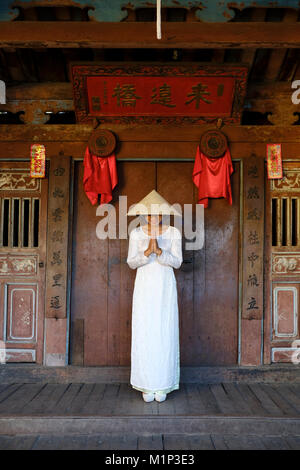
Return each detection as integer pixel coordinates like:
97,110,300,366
200,130,228,158
88,129,117,157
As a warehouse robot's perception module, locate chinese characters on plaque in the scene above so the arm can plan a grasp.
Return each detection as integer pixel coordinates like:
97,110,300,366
87,76,234,118
242,154,264,320
45,156,70,318
71,64,248,124
87,78,221,116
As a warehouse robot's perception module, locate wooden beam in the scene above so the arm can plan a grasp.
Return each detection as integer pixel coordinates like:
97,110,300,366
1,22,300,48
246,81,299,126
240,8,267,71
4,79,292,100
1,82,73,124
1,140,300,161
263,10,299,81
1,124,300,143
5,82,73,100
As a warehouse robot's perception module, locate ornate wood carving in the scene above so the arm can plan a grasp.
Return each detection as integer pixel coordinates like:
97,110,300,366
199,129,228,158
0,99,73,125
272,254,300,274
246,82,299,127
88,128,117,157
0,84,74,125
0,169,40,191
0,255,37,275
271,170,300,191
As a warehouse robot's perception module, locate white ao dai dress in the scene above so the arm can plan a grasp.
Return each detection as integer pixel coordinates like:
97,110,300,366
127,225,183,395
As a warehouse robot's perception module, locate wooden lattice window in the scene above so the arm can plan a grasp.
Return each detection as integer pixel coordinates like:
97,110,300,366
271,165,300,247
0,197,40,248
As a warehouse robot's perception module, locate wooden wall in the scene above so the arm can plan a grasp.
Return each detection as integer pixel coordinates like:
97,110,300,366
0,123,299,366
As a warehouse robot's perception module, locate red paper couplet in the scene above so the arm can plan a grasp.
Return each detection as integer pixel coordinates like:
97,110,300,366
30,144,46,178
267,144,283,180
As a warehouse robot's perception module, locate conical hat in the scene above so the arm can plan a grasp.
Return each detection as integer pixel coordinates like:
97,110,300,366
127,189,181,216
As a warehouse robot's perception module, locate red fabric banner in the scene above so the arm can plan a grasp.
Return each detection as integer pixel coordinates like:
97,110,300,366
83,147,118,205
193,146,234,208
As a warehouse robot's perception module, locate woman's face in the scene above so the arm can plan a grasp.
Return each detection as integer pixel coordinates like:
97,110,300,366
147,214,162,226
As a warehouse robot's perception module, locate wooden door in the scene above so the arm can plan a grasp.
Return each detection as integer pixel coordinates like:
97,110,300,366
0,162,48,363
70,160,240,366
157,161,240,365
265,161,300,363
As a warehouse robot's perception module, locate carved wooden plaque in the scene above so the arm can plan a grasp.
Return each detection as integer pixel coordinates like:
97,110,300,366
45,155,70,319
71,63,248,125
242,154,264,320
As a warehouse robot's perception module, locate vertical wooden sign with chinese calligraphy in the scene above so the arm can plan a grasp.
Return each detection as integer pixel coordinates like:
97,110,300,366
241,154,264,364
242,154,264,320
45,154,70,319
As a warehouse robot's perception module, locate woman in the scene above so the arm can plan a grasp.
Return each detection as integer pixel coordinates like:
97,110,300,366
127,190,182,403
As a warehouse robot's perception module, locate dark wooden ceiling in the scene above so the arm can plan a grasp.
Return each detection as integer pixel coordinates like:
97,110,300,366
0,6,300,125
0,6,299,85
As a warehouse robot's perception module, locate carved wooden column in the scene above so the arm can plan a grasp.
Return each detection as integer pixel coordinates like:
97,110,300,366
240,153,265,365
44,152,71,366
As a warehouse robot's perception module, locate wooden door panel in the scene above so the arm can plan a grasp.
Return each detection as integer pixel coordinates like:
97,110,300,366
157,161,240,365
5,283,36,341
0,161,47,363
156,161,197,365
273,284,298,338
70,161,156,366
196,163,240,365
71,160,240,366
267,161,300,363
110,162,157,365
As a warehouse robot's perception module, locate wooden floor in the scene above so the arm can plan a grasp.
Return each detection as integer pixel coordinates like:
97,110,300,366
0,382,299,417
0,382,299,449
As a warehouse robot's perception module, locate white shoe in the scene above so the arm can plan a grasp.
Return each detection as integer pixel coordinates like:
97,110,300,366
142,392,155,402
154,392,167,402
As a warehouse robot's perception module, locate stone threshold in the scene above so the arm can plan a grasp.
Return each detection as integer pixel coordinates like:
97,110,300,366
0,415,299,436
0,364,299,384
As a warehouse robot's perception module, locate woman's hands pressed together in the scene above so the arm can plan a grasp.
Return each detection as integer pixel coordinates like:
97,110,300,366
144,238,162,257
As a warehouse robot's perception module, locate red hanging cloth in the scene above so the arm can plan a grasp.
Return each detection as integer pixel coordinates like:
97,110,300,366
83,146,118,205
193,145,234,208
